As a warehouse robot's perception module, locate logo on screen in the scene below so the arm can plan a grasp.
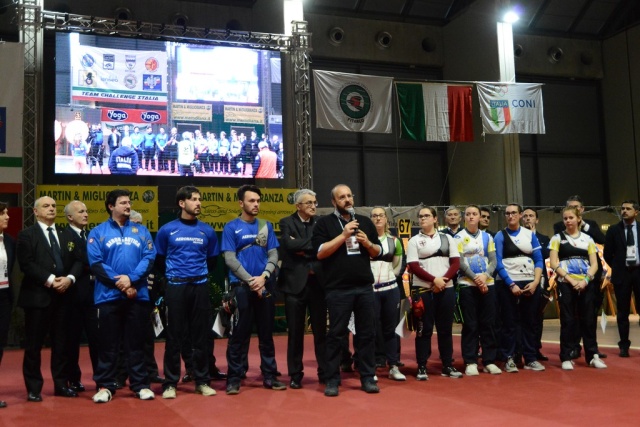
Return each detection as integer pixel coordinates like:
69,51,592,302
141,111,161,123
124,74,137,89
125,55,136,71
145,57,159,72
103,54,115,70
81,53,95,68
107,110,129,121
143,75,162,91
79,70,96,87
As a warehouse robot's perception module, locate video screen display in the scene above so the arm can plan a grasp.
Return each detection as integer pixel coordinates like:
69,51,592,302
51,32,284,180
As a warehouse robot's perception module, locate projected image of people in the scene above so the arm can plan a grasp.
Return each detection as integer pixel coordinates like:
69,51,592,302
51,32,284,180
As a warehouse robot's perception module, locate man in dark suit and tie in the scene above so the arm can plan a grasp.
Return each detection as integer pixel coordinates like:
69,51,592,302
0,201,16,408
16,196,83,402
62,200,99,393
604,200,640,357
278,189,327,389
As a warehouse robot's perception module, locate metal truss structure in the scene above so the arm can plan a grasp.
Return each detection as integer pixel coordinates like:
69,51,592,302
18,2,313,225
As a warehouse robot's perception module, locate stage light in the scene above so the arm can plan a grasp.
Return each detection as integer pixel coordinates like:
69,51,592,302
503,11,519,24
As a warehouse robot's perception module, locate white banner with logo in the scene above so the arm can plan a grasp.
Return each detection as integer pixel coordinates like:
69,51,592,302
313,70,393,133
477,82,546,134
70,38,168,106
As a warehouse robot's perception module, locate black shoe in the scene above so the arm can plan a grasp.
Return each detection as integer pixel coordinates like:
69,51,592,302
150,375,164,384
225,383,240,395
340,362,354,373
598,352,608,359
27,392,42,402
536,352,549,361
0,401,6,408
68,381,85,392
182,373,193,383
324,384,339,397
290,379,302,389
263,379,287,390
620,348,630,357
569,349,581,360
210,369,227,381
54,387,78,398
361,381,380,394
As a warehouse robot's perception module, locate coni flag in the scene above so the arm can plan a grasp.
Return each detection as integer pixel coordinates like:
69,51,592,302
395,82,474,142
313,70,393,133
477,82,545,134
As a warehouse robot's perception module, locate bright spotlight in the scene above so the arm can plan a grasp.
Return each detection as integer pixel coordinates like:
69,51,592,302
503,11,519,23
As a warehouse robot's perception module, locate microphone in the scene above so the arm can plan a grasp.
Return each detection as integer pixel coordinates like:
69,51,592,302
346,207,358,234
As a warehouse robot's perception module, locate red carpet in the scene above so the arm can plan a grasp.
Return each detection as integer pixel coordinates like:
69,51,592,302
0,335,636,426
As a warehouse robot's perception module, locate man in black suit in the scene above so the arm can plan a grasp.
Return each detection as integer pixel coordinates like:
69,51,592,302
278,189,327,389
17,196,83,402
62,200,99,393
0,201,16,408
604,200,640,357
553,195,607,359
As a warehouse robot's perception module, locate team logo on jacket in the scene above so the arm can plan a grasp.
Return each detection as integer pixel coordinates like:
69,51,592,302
131,227,138,234
339,84,371,122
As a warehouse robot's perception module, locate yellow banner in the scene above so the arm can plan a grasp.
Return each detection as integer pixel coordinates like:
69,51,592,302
36,185,160,231
171,102,213,122
197,187,298,232
223,105,265,124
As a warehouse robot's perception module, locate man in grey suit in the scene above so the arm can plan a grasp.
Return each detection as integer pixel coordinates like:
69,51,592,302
604,200,640,357
17,196,83,402
278,189,326,389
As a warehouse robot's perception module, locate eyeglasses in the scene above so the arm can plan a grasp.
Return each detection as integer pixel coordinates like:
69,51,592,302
300,201,318,207
504,211,519,217
371,214,386,219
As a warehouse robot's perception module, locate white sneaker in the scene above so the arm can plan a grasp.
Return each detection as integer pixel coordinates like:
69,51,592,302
196,384,217,396
524,361,546,371
589,355,607,369
137,388,155,400
504,357,519,373
388,365,406,381
162,386,177,399
561,361,574,370
482,364,502,375
465,363,479,376
92,388,112,403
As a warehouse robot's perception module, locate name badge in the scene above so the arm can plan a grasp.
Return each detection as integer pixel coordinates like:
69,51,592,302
346,236,360,255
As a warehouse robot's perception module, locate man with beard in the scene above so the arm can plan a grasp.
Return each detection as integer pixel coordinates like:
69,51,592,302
156,186,219,399
312,184,382,397
87,189,156,403
222,185,283,395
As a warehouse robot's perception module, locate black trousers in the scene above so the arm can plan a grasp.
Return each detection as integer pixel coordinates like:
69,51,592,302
66,301,100,383
325,286,376,387
459,285,498,365
23,299,70,393
283,275,327,382
558,281,599,363
94,299,150,393
226,283,278,386
497,281,540,363
414,287,455,367
614,268,640,349
0,289,11,365
163,284,211,388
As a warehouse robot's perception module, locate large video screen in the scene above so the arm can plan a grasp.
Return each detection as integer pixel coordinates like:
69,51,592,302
50,32,284,180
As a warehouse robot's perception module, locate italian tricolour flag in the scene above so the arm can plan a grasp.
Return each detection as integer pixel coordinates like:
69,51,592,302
395,82,474,142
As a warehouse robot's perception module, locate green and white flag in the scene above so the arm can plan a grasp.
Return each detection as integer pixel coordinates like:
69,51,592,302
313,70,393,133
